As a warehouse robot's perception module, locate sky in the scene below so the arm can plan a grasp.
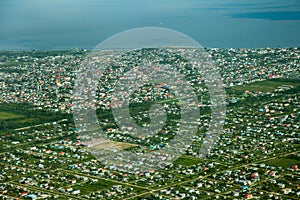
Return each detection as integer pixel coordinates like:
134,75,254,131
0,0,299,50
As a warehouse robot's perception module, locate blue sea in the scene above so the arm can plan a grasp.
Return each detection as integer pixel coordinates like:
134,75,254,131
0,0,299,50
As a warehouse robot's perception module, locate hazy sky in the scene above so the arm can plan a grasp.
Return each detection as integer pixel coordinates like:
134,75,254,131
0,0,299,49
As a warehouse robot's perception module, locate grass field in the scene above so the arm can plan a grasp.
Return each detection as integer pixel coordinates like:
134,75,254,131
0,112,24,120
73,180,117,195
265,156,300,168
90,141,139,151
231,79,300,93
0,103,70,131
174,155,203,166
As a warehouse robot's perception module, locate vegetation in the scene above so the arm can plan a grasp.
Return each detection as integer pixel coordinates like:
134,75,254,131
0,103,71,132
265,155,300,168
229,78,300,93
174,155,203,166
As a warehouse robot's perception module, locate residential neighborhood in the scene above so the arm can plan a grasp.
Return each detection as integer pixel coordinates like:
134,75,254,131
0,47,299,199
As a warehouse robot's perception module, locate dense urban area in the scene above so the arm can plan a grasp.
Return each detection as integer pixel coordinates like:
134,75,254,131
0,47,299,199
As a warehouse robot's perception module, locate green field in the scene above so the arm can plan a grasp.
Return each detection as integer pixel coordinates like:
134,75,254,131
0,112,24,120
264,156,300,168
0,103,71,132
231,78,300,93
174,155,203,166
73,180,116,195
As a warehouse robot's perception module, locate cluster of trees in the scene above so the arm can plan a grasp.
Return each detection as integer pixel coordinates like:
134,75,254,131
0,103,70,131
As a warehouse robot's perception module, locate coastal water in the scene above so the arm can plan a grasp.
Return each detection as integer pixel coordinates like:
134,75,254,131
0,0,299,50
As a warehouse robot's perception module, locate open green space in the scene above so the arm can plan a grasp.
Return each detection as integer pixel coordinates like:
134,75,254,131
230,78,300,93
0,112,24,120
0,103,71,132
174,155,203,166
264,155,300,168
73,180,116,195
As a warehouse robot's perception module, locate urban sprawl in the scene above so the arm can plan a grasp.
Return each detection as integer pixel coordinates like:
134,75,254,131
0,47,299,199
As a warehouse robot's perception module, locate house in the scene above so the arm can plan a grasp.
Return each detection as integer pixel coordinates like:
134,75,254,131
245,193,253,199
269,171,276,176
282,188,292,194
20,192,29,197
241,185,249,191
70,179,76,184
291,165,298,171
72,190,81,195
25,194,37,200
233,191,239,197
251,173,259,180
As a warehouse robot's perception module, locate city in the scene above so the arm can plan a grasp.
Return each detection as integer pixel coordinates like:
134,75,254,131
0,47,299,199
